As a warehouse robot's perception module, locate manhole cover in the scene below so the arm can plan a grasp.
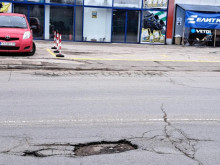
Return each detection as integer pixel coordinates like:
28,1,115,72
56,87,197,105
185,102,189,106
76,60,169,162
74,140,137,156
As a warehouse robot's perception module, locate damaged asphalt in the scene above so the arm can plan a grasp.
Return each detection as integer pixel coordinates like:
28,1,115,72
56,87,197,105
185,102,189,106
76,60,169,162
0,108,218,165
0,40,220,72
0,41,220,165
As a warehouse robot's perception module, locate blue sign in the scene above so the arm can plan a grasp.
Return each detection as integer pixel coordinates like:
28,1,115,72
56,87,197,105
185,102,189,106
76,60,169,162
185,11,220,29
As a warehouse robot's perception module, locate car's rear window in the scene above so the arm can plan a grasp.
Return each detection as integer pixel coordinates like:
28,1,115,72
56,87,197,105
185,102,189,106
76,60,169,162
0,15,27,28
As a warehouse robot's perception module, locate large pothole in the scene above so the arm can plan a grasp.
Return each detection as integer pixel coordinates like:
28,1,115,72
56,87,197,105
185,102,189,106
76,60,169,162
74,140,138,156
21,140,137,157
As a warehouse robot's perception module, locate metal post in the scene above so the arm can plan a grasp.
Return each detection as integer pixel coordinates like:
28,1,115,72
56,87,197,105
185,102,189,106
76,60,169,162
182,26,185,46
214,29,217,48
51,31,57,49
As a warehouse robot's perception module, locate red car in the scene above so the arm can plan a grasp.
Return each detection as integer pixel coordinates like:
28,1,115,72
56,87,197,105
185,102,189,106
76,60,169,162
0,13,35,55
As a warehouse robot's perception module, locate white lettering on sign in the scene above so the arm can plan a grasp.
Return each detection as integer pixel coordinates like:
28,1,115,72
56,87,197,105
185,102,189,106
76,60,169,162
196,29,211,34
188,15,220,24
197,18,217,23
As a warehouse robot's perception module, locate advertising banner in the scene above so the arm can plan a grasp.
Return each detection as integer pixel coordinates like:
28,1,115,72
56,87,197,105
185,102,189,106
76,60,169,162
144,0,168,8
14,0,44,2
141,11,167,44
0,2,12,13
185,11,220,29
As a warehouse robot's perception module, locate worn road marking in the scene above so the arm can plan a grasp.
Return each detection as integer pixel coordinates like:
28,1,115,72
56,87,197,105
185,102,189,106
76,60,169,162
47,48,220,63
47,48,57,58
160,55,170,58
1,118,219,127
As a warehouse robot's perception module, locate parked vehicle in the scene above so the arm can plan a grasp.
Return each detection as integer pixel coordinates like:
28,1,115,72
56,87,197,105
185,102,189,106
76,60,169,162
0,13,35,55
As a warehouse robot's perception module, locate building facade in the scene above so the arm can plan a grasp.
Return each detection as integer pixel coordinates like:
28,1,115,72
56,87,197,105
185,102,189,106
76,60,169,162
1,0,220,45
0,0,169,44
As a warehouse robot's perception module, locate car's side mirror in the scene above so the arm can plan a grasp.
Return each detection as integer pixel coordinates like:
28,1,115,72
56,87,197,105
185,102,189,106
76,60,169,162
31,25,37,30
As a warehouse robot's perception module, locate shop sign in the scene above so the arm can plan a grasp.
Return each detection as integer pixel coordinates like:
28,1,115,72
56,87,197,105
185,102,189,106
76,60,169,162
92,11,97,18
141,11,166,44
144,0,168,8
191,29,212,34
185,11,220,29
0,2,12,13
176,17,182,25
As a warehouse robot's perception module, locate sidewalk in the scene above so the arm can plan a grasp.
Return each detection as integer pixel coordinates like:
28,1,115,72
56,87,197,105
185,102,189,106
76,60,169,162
0,40,220,70
45,40,220,62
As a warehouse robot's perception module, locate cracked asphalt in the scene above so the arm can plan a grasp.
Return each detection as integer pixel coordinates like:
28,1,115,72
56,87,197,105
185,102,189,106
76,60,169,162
0,41,220,164
0,70,220,165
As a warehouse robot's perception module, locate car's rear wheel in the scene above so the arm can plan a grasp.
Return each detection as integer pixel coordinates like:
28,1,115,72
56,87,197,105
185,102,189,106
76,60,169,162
27,42,36,56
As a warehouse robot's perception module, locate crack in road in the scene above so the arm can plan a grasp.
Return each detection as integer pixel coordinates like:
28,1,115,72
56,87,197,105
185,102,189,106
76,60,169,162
154,61,175,70
125,105,212,163
0,139,137,158
169,78,220,91
161,104,204,165
22,147,76,158
8,71,12,81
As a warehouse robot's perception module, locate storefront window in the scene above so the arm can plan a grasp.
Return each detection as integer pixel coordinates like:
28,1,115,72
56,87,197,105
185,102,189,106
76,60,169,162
141,10,167,44
114,0,142,8
45,0,74,4
183,28,214,46
143,0,168,8
50,6,74,40
84,0,112,7
76,0,83,5
75,6,83,41
112,10,140,43
83,7,112,42
14,0,44,3
29,5,44,39
14,4,44,39
14,4,28,15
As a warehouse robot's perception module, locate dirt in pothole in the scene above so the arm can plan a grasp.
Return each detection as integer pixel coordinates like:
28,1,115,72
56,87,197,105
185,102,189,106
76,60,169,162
74,140,138,156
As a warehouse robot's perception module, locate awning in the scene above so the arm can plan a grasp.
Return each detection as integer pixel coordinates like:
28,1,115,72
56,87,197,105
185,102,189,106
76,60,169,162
178,4,220,13
177,4,220,29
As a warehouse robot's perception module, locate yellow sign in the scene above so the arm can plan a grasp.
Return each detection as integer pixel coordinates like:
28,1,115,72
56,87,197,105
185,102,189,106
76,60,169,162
0,2,11,13
145,0,167,8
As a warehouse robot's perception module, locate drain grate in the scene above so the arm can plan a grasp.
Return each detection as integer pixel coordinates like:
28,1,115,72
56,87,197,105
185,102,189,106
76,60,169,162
74,140,137,156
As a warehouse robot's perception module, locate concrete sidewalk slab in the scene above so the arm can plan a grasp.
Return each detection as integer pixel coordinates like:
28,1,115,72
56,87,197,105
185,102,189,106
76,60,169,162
43,41,220,62
0,40,220,71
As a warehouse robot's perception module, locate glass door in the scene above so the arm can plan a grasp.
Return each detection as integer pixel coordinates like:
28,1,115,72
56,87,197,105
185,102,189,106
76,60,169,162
112,9,140,43
112,10,126,42
126,10,139,43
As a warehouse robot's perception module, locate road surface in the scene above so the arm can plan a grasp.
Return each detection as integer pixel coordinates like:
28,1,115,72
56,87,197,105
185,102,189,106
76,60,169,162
0,70,219,165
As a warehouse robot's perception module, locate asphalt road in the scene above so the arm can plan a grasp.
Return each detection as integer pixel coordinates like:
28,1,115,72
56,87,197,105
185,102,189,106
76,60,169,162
0,70,219,165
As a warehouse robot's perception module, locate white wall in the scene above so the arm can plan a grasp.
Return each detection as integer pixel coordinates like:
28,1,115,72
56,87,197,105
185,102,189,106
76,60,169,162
83,8,112,42
175,0,220,6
